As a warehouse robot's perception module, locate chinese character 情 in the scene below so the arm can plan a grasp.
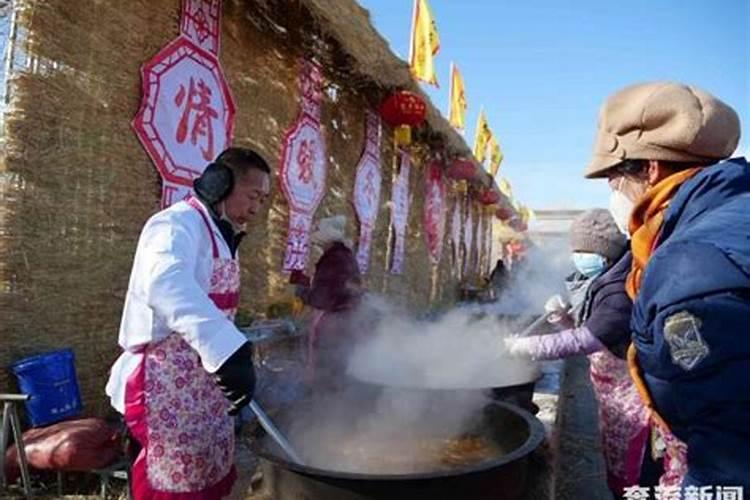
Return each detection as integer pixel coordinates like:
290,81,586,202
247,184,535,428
174,76,219,161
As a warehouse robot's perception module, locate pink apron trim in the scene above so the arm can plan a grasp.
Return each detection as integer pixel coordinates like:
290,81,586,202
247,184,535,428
130,460,236,500
186,197,219,259
124,354,148,445
208,292,240,311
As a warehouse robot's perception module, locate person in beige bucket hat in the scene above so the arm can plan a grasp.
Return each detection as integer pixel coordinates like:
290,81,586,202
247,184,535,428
584,81,750,489
585,81,740,180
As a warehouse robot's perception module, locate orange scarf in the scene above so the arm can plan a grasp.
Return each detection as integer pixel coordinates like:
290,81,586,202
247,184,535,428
625,167,701,433
625,168,702,299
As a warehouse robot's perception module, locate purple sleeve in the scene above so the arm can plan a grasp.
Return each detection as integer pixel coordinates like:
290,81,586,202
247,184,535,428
510,326,606,361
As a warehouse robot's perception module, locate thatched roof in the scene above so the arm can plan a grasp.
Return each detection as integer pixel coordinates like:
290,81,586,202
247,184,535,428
247,0,489,179
1,0,496,415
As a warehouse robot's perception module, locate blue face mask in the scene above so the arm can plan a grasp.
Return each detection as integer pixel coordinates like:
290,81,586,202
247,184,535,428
571,252,608,278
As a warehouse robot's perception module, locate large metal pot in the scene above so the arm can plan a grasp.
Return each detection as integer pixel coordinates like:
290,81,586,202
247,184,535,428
253,401,545,500
345,327,543,414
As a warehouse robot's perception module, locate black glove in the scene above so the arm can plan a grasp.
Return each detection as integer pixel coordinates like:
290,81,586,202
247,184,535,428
213,342,256,416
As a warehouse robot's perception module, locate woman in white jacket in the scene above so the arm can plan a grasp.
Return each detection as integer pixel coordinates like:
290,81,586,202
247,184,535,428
106,148,270,499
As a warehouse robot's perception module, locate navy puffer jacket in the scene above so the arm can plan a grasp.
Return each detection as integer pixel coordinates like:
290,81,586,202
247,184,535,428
630,157,750,487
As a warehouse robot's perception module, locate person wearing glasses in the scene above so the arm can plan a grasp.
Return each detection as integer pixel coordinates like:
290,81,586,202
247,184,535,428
583,82,749,489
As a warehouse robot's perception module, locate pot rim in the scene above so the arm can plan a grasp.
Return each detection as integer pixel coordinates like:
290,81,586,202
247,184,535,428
349,369,543,391
253,400,546,481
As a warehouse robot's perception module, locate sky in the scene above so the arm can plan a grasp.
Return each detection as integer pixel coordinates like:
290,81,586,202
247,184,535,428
357,0,750,210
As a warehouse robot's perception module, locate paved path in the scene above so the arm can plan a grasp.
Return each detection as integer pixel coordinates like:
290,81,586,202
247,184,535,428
555,356,611,500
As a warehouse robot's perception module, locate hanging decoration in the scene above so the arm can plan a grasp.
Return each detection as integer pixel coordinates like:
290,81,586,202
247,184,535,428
379,90,427,147
180,0,221,55
463,201,474,274
133,0,234,209
353,111,383,273
278,59,328,271
446,158,477,180
446,158,477,194
423,161,446,264
485,213,494,274
495,204,514,221
389,151,411,274
509,217,528,233
476,210,485,274
479,189,500,206
449,196,462,277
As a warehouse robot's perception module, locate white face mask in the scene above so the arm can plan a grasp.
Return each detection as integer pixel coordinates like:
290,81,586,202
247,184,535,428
609,188,634,236
609,177,635,237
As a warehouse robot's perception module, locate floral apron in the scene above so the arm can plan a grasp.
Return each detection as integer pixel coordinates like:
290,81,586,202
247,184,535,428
589,350,651,493
573,274,668,493
124,197,240,499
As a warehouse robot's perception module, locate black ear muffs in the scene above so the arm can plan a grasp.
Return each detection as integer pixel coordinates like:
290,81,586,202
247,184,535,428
193,162,234,205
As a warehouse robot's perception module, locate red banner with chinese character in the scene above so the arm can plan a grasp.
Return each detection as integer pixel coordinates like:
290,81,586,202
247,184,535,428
449,196,462,277
133,1,234,209
278,59,327,271
423,161,446,265
353,111,382,273
486,213,494,275
476,209,485,274
389,151,411,274
463,201,474,274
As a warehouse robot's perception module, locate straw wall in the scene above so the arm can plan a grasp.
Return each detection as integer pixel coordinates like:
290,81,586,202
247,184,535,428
0,0,486,416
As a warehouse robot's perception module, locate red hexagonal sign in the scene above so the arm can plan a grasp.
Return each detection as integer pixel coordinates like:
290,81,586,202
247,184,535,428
279,116,327,216
424,161,447,264
132,36,235,186
278,59,327,271
352,111,382,273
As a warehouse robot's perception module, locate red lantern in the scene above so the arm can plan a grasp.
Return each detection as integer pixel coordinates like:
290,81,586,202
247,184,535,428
509,218,527,232
479,190,500,205
495,206,513,220
446,159,477,180
379,90,427,146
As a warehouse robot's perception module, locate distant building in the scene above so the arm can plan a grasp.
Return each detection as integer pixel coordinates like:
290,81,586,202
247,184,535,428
527,209,584,253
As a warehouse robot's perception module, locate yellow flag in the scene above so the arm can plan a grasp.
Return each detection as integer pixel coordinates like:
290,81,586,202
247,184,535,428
525,206,536,222
473,111,491,163
409,0,440,86
498,177,513,198
518,205,534,223
489,135,504,177
448,63,467,129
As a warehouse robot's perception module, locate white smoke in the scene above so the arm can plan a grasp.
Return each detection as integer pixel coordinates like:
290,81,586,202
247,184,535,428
347,305,540,390
275,243,569,474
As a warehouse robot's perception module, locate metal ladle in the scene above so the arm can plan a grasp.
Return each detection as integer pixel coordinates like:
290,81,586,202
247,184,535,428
249,400,305,465
517,311,556,337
